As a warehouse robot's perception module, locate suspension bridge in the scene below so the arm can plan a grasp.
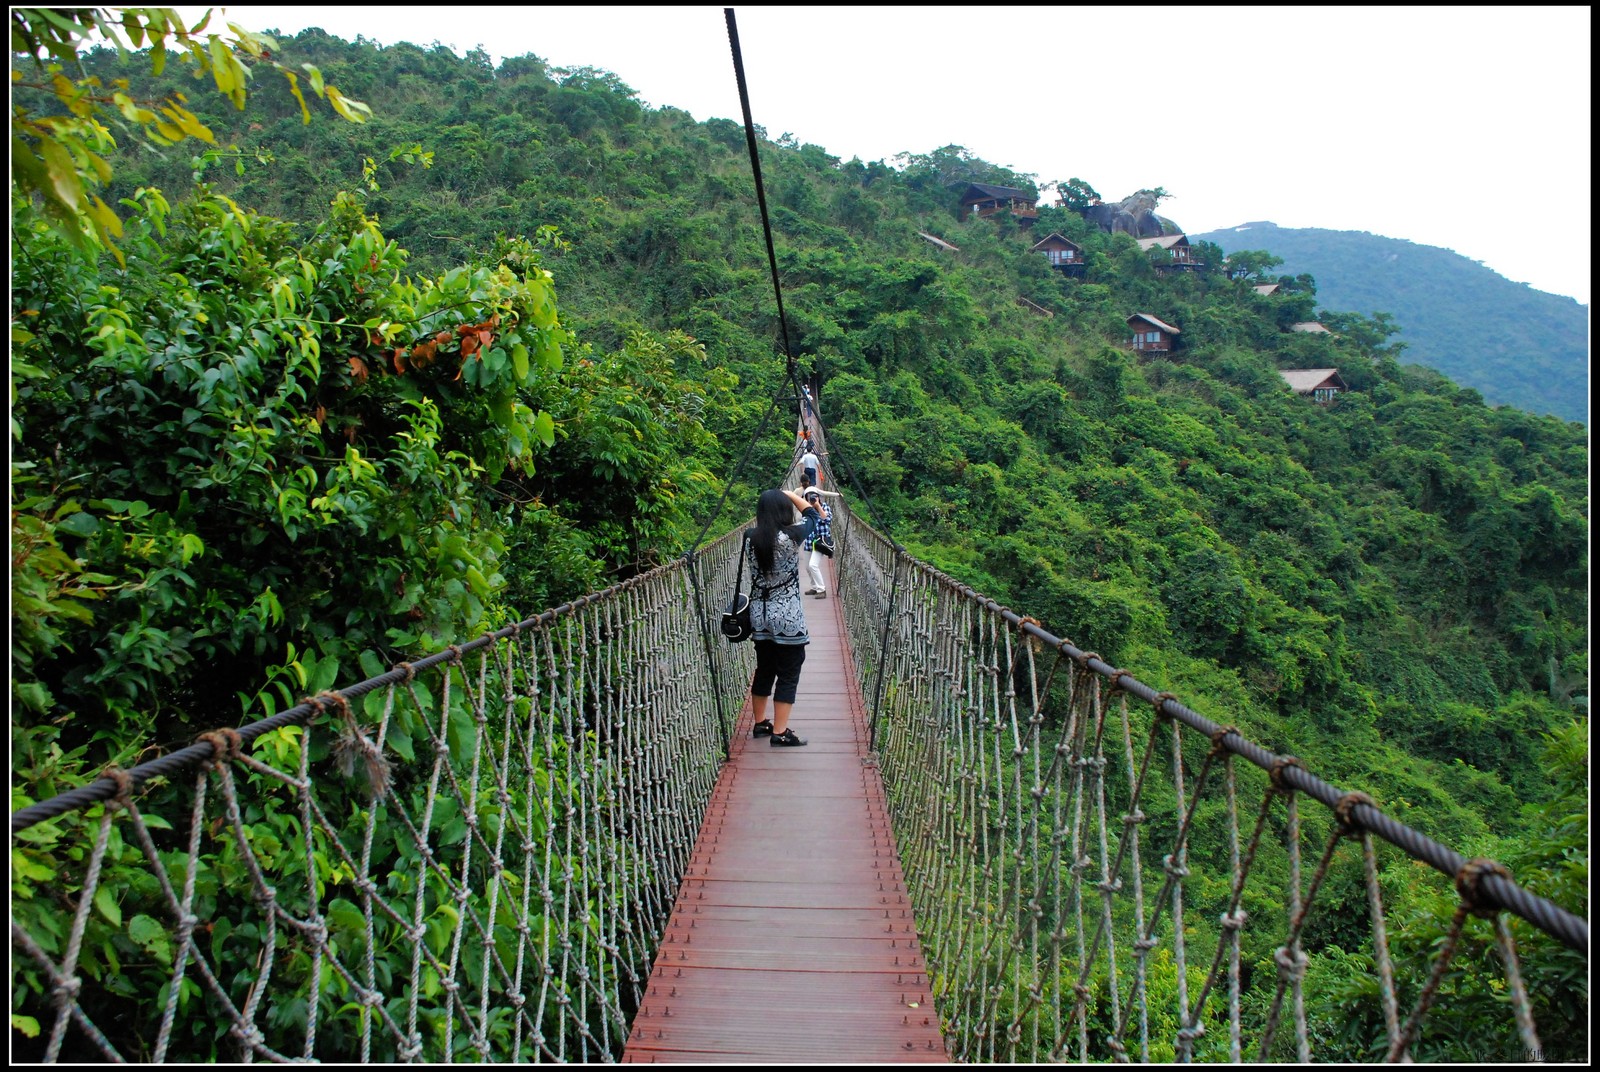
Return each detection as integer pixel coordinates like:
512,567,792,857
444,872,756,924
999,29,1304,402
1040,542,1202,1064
10,11,1588,1063
9,406,1588,1063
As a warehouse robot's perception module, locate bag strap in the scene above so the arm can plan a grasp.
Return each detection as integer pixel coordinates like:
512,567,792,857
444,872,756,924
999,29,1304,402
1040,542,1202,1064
730,533,749,612
754,570,799,599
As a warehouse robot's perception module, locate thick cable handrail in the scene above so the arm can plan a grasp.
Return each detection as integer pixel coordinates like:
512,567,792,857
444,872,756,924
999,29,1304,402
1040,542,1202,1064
841,517,1588,955
12,551,702,836
12,525,758,1064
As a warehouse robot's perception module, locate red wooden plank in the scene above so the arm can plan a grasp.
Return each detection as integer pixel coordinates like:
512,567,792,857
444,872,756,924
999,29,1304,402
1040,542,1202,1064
622,580,949,1064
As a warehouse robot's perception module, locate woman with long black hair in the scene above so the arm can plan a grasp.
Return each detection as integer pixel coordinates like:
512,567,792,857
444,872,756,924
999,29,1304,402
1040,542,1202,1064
746,487,821,747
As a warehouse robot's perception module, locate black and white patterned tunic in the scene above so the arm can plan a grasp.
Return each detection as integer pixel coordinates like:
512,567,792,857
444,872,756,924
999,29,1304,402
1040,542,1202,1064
747,508,819,645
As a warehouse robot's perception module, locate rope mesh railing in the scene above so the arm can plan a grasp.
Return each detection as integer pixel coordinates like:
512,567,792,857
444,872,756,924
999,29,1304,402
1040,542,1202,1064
830,492,1586,1064
11,411,1587,1063
11,528,755,1063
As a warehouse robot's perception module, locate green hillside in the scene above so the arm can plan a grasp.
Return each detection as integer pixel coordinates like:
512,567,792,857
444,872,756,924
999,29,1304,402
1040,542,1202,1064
1192,222,1589,423
11,21,1588,1061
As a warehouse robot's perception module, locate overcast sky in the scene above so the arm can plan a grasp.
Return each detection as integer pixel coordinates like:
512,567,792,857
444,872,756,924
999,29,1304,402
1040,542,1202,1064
189,6,1590,305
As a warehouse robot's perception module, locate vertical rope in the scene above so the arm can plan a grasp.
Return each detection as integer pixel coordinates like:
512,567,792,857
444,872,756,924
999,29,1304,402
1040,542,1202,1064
867,552,905,753
1168,715,1194,1060
1360,830,1403,1054
1118,691,1152,1062
1223,754,1243,1062
1493,917,1544,1061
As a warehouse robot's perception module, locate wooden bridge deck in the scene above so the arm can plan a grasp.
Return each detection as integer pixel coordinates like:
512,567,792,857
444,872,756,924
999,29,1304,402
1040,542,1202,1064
623,559,948,1063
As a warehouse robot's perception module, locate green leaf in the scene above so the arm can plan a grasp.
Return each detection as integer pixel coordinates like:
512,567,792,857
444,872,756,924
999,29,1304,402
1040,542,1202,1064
489,389,515,427
386,722,415,763
11,1015,41,1039
206,36,236,95
93,885,122,928
279,68,311,124
128,913,164,947
533,411,556,448
55,511,100,537
36,136,86,212
324,85,371,124
534,334,563,371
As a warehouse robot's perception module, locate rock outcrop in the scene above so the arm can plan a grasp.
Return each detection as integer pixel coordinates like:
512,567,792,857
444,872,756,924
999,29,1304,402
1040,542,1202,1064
1080,191,1178,237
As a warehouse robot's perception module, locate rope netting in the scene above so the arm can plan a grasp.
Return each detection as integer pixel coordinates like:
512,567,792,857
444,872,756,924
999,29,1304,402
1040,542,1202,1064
11,404,1586,1063
830,496,1585,1064
11,528,755,1063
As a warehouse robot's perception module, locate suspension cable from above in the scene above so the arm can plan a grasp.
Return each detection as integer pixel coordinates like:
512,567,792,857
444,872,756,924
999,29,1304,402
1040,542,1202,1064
688,10,897,557
682,8,809,556
724,7,797,373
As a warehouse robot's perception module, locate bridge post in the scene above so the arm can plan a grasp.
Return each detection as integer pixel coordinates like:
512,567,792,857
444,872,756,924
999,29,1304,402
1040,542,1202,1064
867,549,905,754
683,549,732,761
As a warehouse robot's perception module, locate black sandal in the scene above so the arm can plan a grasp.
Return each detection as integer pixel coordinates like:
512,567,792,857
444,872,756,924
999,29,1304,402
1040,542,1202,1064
752,719,774,738
769,727,807,747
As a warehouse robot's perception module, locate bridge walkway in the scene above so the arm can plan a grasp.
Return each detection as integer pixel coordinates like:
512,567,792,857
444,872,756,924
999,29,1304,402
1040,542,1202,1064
622,556,947,1063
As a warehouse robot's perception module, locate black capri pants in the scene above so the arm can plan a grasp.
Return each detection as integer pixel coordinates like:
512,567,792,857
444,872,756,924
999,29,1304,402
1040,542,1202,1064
750,640,807,704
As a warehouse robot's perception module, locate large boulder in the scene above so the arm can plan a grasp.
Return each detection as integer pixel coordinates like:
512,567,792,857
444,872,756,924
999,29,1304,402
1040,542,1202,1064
1080,191,1175,237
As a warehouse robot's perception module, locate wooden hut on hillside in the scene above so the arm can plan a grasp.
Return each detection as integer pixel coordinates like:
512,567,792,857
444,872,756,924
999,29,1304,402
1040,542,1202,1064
1128,313,1180,353
1136,233,1204,271
1290,321,1332,334
1280,368,1348,403
1030,232,1086,275
958,183,1038,227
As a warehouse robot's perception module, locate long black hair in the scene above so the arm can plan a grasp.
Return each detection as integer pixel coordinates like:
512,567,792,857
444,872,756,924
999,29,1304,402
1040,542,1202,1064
750,488,805,574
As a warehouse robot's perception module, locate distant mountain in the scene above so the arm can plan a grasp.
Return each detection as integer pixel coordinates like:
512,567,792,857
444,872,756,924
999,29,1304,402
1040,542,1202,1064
1191,222,1589,424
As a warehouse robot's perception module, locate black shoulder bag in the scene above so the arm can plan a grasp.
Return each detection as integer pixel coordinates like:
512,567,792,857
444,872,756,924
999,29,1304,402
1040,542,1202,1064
720,535,753,643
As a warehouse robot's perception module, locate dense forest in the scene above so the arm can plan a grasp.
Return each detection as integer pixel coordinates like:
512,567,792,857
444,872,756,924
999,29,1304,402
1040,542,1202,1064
1192,221,1589,423
11,16,1587,1061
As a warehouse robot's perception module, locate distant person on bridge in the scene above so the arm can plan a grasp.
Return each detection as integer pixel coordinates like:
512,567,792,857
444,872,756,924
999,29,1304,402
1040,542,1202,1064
801,383,816,421
746,487,822,748
801,486,839,598
800,446,822,488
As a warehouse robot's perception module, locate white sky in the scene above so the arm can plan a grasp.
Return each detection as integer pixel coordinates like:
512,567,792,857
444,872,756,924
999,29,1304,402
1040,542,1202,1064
185,5,1590,305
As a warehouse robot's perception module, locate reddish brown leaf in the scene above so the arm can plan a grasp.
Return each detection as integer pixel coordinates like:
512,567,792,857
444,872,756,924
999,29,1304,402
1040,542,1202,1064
460,334,480,358
435,330,452,346
348,356,369,384
393,347,409,373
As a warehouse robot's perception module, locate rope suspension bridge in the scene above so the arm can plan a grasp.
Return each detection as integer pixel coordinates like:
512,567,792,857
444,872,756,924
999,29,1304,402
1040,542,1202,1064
9,404,1588,1063
10,11,1585,1065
